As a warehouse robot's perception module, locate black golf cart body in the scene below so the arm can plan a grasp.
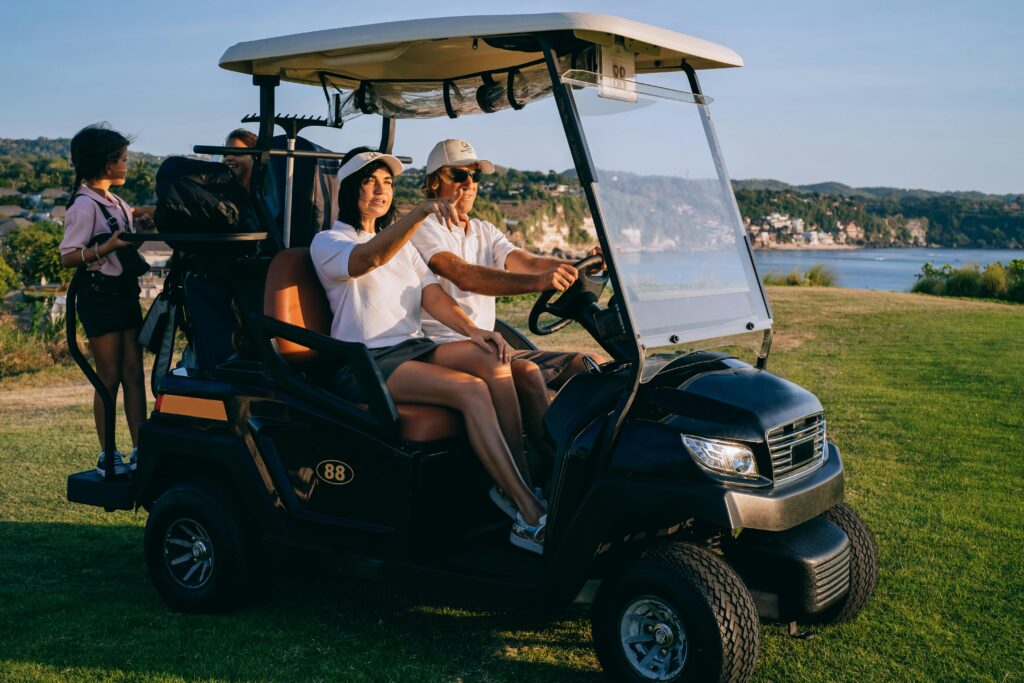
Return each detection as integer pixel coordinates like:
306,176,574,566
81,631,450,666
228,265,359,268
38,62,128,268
66,13,877,682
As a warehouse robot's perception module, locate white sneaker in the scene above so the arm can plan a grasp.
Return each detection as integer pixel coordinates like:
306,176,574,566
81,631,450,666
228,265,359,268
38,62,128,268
489,486,518,520
510,513,546,555
95,451,131,478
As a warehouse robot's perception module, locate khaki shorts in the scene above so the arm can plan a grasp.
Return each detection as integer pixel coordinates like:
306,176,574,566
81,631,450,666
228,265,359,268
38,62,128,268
510,349,587,389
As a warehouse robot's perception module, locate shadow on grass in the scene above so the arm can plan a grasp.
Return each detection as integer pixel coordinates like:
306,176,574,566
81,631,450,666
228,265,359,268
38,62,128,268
0,521,602,682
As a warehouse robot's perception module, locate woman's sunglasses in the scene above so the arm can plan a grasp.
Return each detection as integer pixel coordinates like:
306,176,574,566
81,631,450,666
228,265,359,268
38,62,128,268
447,168,482,183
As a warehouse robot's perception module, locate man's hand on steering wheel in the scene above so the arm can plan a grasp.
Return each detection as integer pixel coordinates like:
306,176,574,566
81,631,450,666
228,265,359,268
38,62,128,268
528,254,609,335
537,263,578,292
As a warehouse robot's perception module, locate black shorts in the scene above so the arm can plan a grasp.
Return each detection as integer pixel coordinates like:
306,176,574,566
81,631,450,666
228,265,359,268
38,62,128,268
76,272,143,338
334,337,438,403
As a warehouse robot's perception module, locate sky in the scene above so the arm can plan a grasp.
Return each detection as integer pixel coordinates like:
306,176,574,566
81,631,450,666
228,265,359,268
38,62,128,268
1,0,1021,194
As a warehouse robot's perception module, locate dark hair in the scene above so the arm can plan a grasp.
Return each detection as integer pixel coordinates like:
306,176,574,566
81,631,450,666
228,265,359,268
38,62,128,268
337,146,397,233
66,123,132,208
226,128,257,147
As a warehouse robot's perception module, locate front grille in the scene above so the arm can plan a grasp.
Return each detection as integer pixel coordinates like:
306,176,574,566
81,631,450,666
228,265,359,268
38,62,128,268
766,413,826,483
812,543,851,611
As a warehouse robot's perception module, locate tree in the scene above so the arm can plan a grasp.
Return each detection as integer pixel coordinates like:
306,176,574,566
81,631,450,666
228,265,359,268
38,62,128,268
0,253,19,295
0,221,68,285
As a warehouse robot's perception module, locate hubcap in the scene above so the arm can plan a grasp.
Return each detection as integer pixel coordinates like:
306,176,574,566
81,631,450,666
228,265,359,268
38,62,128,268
619,596,688,681
163,517,215,589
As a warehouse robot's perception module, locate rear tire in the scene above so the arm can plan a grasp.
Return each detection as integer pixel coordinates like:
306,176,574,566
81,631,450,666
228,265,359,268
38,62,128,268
592,542,760,683
144,481,250,613
811,503,878,624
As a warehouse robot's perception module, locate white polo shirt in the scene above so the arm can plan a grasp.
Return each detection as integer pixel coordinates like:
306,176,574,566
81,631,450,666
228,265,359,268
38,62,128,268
311,221,438,348
410,215,521,342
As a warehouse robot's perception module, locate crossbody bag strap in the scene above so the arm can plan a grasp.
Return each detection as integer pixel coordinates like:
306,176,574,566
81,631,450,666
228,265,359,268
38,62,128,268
111,196,133,233
84,196,122,234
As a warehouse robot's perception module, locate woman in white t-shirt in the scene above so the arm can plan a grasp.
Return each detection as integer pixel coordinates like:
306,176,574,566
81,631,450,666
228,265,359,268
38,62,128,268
311,148,546,554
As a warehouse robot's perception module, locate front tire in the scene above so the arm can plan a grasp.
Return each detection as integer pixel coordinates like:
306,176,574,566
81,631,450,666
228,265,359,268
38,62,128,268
144,481,250,613
811,503,878,624
592,542,760,683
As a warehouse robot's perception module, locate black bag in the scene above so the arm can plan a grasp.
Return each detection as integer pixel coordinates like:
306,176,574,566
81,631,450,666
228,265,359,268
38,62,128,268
266,135,340,247
83,196,151,278
154,157,260,257
137,292,171,353
149,295,179,396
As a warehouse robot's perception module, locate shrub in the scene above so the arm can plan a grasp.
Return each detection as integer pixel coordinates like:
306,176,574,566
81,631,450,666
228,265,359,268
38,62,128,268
911,276,945,296
806,264,837,287
0,297,74,377
0,221,67,285
1007,259,1024,303
943,264,983,298
761,263,836,287
913,260,1023,303
0,254,19,296
980,262,1009,298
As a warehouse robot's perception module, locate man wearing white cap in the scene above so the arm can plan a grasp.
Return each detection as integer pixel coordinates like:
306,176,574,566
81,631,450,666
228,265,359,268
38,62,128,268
410,139,602,473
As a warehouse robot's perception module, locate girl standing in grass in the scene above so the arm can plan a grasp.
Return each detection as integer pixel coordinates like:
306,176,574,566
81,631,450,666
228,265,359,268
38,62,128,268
59,124,146,477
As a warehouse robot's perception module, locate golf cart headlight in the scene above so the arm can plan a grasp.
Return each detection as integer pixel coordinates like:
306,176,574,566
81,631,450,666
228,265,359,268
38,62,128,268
681,435,758,478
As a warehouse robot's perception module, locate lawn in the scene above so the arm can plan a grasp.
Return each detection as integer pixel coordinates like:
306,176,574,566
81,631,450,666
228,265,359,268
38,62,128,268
1,287,1022,682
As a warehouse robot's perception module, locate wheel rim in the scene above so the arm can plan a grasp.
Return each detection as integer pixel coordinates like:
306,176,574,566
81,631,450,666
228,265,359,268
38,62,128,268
163,517,215,590
618,596,688,681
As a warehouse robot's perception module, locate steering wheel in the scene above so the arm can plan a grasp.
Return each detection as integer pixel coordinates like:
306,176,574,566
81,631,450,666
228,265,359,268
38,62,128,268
529,254,609,335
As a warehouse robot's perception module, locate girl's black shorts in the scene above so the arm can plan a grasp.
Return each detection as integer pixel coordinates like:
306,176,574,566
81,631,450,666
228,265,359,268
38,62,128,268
77,272,143,338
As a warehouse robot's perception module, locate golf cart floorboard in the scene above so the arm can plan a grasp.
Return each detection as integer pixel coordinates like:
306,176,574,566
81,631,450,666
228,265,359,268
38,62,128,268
442,530,544,581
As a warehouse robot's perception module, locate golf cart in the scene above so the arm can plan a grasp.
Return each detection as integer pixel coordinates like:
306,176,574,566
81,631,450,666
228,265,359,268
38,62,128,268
66,14,878,682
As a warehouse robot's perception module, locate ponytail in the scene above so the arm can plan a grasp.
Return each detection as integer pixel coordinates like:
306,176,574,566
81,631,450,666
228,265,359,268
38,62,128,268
66,171,83,209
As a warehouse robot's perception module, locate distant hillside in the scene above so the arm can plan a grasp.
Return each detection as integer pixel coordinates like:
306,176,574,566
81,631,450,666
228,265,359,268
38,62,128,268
1,137,1021,249
0,137,162,203
732,178,1014,202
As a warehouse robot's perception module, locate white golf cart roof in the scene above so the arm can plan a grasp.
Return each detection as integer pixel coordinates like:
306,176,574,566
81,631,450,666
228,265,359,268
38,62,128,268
219,13,743,85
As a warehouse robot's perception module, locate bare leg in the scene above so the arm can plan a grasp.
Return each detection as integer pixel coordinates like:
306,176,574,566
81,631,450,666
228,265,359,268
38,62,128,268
89,331,124,454
120,329,146,447
510,359,554,467
427,341,531,489
386,360,544,524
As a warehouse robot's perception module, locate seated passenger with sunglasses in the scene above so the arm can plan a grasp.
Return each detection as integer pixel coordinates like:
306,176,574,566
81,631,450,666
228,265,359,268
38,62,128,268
409,139,603,493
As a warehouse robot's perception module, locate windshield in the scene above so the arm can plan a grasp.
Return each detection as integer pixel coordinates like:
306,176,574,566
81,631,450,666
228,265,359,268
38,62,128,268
565,71,772,377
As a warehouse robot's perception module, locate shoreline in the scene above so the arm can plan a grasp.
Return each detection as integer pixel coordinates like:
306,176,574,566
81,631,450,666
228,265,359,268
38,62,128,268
754,244,861,251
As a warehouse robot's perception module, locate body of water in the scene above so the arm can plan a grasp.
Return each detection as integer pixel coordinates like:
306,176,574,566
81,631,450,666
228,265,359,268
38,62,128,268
752,248,1024,292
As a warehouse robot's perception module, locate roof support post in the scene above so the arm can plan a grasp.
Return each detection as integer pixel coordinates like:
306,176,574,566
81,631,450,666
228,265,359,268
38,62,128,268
538,36,643,544
378,117,396,154
252,75,283,249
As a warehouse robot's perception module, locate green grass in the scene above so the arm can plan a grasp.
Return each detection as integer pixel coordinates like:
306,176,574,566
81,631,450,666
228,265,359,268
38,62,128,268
1,288,1023,682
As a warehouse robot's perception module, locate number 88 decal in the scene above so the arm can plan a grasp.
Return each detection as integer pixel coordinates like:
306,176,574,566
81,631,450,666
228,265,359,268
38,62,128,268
316,459,355,485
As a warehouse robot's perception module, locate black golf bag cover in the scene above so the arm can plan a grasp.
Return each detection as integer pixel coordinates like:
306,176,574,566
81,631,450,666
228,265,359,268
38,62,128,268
265,135,340,248
154,157,260,259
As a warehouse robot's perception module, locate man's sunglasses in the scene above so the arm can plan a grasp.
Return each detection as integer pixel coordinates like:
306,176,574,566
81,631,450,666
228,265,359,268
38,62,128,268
446,168,482,183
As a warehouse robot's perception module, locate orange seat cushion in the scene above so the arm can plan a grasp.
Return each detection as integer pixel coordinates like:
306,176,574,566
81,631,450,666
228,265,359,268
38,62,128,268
396,404,464,442
264,248,333,364
265,250,465,443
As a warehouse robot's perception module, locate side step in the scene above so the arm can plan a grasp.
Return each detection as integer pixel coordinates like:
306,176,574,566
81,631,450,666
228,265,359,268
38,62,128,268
67,471,136,511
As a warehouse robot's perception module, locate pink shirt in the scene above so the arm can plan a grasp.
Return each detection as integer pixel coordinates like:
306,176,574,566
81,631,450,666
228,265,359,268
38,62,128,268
59,186,135,277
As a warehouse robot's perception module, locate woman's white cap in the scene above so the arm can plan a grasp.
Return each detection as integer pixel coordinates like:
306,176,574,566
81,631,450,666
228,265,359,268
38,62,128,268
337,151,404,183
425,139,495,175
